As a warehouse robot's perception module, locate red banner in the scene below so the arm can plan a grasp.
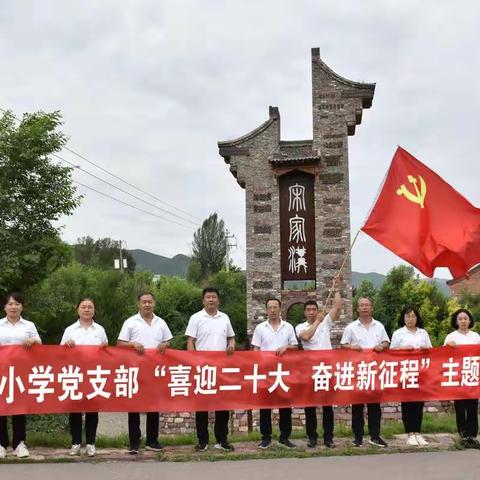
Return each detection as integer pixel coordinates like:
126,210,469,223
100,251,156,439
1,345,480,415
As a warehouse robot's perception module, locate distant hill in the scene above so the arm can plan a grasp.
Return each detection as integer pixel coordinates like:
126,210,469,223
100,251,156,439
352,271,451,296
129,249,191,278
129,249,451,295
351,272,386,289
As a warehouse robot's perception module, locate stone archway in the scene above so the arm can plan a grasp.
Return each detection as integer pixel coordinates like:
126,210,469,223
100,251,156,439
280,290,318,321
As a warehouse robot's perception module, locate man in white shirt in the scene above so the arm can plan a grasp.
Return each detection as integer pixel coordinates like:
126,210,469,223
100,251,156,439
118,292,173,454
340,297,390,448
185,287,235,452
296,288,342,448
251,297,298,449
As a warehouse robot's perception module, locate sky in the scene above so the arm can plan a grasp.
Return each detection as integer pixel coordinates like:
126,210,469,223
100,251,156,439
1,0,479,279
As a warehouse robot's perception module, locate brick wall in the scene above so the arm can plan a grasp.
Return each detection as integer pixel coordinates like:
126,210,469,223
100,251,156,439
159,402,455,435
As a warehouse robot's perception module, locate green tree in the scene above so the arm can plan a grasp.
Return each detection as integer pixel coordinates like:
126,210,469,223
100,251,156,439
188,213,227,283
401,278,448,345
353,280,378,315
375,265,416,335
0,110,81,293
73,236,136,273
458,290,480,328
154,276,202,349
209,270,247,346
286,303,305,328
186,258,203,284
26,263,156,344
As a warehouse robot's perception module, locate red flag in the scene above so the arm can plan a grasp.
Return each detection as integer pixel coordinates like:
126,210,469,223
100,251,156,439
362,146,480,278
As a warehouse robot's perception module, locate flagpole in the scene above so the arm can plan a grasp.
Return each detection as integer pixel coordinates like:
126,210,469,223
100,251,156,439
322,229,361,313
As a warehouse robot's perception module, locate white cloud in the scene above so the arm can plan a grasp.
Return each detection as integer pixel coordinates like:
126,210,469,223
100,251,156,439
2,0,479,278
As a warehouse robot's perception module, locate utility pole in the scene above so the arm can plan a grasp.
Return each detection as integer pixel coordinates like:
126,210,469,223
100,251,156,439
114,240,127,272
225,229,237,271
119,240,124,273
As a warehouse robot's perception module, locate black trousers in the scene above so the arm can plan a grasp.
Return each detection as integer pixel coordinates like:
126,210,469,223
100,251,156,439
195,410,229,444
401,402,424,433
69,412,99,445
304,406,334,442
128,412,159,446
454,399,479,438
0,415,26,449
352,403,381,439
260,408,292,441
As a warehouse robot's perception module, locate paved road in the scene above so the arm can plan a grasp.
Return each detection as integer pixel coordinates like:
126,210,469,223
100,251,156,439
2,451,480,479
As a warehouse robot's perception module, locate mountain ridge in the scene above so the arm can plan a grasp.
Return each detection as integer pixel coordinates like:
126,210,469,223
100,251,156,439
128,249,450,295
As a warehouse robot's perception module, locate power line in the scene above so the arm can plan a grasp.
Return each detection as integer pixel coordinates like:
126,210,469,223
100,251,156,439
73,180,195,229
51,151,201,227
62,143,203,222
1,106,246,245
0,106,202,226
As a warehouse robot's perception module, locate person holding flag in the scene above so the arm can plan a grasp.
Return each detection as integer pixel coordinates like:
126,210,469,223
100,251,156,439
295,279,342,448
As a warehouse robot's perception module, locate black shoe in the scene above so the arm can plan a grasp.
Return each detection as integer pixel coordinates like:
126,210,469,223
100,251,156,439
214,442,234,452
278,438,297,449
307,438,317,448
194,443,208,451
258,439,271,449
462,437,480,449
369,437,388,448
324,439,336,448
145,441,164,451
128,443,140,454
352,437,363,447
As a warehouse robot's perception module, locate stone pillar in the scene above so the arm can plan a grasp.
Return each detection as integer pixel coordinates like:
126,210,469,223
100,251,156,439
218,48,375,340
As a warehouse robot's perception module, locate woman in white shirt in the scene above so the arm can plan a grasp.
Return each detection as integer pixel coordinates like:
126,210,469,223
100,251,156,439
61,298,108,457
444,308,480,449
0,292,42,459
391,305,432,447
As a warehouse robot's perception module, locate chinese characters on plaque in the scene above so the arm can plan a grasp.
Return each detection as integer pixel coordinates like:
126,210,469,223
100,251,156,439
279,172,316,282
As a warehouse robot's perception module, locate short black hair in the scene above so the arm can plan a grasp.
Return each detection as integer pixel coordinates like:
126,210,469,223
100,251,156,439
3,292,25,307
450,308,474,330
304,300,319,311
398,305,424,328
202,287,220,299
137,291,155,301
265,297,281,308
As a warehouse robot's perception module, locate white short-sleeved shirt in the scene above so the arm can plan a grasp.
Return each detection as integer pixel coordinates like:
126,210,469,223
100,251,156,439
0,317,41,345
390,326,432,349
118,313,173,348
444,330,480,346
251,320,298,351
340,318,390,349
185,309,235,351
296,314,333,350
61,320,108,346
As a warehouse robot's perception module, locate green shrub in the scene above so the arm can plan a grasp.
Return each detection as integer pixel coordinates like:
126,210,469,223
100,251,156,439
27,414,69,434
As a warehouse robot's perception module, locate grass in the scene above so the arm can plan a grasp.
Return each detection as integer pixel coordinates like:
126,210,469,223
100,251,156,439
156,444,459,463
24,414,458,448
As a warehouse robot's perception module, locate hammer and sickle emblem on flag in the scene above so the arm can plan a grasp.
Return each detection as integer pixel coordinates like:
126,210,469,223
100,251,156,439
396,175,427,208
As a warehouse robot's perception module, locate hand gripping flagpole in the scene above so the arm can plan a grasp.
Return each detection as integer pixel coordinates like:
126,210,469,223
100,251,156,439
322,229,361,313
